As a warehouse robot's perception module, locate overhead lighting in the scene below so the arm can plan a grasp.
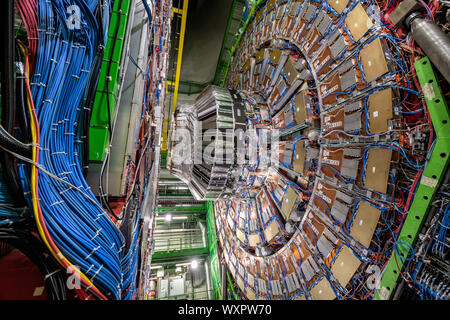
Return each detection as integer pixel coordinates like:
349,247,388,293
155,215,188,221
173,215,188,220
165,214,172,222
191,259,198,269
150,265,163,270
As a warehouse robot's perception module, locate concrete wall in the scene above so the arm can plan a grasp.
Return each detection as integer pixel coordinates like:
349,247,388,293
180,0,233,84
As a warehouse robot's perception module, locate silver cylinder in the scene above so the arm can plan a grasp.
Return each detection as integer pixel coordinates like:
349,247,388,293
410,17,450,84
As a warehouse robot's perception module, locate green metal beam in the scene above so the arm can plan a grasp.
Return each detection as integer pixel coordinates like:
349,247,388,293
206,201,222,300
151,247,209,261
88,0,132,162
227,271,241,300
375,56,450,300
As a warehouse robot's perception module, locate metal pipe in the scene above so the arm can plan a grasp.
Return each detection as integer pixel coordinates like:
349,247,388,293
204,259,213,300
408,16,450,84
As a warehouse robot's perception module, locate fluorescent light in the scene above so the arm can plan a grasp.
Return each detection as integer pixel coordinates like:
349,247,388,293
150,265,163,270
191,259,198,269
165,214,172,222
175,262,191,267
155,215,188,221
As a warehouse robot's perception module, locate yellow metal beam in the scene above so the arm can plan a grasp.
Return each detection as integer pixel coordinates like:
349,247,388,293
162,0,189,152
171,0,188,114
172,7,183,15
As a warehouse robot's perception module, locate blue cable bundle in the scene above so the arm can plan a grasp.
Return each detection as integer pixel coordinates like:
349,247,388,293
30,0,126,299
432,203,449,258
0,174,29,226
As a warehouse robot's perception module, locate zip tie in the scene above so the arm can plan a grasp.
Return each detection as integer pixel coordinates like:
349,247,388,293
43,99,53,104
49,200,64,207
72,75,80,79
86,264,95,274
51,151,66,155
57,171,72,176
59,187,72,195
85,246,101,260
91,228,103,241
90,264,103,281
44,269,61,280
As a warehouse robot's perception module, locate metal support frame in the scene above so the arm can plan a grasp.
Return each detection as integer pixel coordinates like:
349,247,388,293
151,247,209,262
375,56,450,300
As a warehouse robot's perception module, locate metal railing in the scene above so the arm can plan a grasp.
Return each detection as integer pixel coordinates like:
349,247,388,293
153,288,214,300
153,233,205,252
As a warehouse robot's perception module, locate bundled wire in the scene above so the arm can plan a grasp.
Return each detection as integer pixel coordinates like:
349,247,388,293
432,203,450,258
28,0,126,299
0,172,30,226
0,228,67,300
15,0,39,72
